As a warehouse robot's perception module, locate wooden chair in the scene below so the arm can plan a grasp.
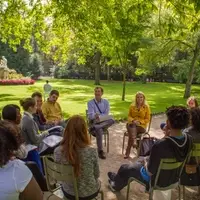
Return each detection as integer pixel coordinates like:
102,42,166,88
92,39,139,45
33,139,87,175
182,143,200,200
43,155,104,200
86,110,109,153
126,158,186,200
122,114,152,156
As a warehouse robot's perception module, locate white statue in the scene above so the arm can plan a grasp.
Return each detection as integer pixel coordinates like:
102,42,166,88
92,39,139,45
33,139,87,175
0,56,8,68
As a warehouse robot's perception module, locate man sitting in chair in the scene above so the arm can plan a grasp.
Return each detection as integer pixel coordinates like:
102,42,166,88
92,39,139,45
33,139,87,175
42,90,66,128
108,106,192,192
87,87,114,159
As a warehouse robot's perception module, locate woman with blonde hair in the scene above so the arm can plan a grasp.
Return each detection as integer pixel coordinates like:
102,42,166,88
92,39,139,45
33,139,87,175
54,115,100,200
187,96,198,109
124,91,151,159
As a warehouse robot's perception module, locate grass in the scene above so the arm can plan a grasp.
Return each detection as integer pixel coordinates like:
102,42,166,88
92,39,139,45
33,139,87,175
0,79,200,120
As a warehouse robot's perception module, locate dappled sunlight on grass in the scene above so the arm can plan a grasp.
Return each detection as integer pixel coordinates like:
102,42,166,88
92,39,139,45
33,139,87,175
0,79,199,119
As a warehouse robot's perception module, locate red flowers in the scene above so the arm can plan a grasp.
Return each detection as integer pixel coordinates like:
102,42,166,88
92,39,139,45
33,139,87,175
0,79,35,85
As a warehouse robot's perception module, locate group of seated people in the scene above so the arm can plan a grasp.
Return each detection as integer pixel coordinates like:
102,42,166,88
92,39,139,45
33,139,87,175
0,85,200,200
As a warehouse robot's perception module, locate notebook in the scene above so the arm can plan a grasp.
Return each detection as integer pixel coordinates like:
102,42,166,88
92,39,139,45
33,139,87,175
25,144,38,152
46,125,63,132
43,135,63,148
96,115,113,123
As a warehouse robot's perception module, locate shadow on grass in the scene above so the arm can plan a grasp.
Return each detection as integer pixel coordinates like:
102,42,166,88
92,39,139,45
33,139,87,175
0,94,14,98
0,97,22,102
62,111,71,119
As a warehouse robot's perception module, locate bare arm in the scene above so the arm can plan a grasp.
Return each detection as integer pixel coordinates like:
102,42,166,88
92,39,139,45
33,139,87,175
19,177,43,200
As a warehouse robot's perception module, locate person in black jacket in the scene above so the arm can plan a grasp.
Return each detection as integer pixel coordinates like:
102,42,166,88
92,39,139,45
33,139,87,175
108,106,192,191
181,107,200,186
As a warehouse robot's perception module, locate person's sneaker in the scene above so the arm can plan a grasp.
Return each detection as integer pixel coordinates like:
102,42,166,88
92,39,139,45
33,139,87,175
107,172,116,181
108,179,116,192
98,150,106,159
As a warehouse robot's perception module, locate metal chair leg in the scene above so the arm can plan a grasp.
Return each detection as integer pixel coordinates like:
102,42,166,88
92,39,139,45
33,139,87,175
104,132,106,147
99,190,104,200
183,185,185,200
122,133,126,155
178,185,181,200
137,138,142,157
149,190,153,200
107,131,109,153
126,181,131,200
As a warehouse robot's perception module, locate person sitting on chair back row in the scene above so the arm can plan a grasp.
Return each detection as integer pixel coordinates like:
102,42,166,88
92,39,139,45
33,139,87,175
42,90,66,127
87,87,114,159
31,92,64,133
108,106,192,193
125,91,151,159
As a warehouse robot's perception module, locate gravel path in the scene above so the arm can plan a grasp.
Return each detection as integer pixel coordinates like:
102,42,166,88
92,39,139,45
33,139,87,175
44,114,199,200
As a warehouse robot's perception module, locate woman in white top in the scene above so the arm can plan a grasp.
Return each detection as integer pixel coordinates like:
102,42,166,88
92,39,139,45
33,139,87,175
0,121,43,200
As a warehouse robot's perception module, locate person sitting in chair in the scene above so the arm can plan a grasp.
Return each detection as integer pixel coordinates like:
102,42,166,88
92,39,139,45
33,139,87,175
187,96,198,109
124,91,151,159
181,107,200,186
42,90,66,127
108,106,192,192
54,115,101,200
0,121,43,200
87,87,114,159
31,92,64,133
2,104,27,159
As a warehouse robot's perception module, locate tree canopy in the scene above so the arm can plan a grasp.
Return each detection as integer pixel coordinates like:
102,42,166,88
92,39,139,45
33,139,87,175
1,0,200,98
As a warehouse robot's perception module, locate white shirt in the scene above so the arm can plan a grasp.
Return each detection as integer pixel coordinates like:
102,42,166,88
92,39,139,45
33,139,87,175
0,159,32,200
43,83,52,93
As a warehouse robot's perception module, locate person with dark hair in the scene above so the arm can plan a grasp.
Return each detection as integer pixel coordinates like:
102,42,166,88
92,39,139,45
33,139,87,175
180,107,200,187
0,121,43,200
108,106,192,194
87,87,114,159
185,107,200,142
2,104,21,124
32,92,56,130
42,90,65,127
2,105,27,159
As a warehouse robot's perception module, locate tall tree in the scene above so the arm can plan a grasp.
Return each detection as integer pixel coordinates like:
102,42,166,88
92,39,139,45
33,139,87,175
144,0,200,98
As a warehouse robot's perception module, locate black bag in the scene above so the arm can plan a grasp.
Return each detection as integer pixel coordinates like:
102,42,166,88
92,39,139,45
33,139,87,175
139,134,158,157
181,165,200,186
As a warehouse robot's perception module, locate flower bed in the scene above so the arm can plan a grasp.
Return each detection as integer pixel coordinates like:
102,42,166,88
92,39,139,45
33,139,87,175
0,79,35,85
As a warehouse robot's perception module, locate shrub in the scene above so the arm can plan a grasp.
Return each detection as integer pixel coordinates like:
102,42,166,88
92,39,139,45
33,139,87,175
0,79,35,85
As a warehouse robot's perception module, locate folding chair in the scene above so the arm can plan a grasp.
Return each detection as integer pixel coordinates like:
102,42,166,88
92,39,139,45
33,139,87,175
181,143,200,200
122,114,152,156
126,158,186,200
86,110,109,153
43,155,104,200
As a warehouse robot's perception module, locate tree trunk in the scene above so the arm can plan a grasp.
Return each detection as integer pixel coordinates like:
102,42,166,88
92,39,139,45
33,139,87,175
183,37,200,98
107,65,111,81
94,51,101,85
122,72,126,101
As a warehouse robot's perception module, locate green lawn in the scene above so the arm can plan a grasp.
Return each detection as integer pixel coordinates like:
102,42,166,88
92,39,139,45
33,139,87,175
0,79,200,120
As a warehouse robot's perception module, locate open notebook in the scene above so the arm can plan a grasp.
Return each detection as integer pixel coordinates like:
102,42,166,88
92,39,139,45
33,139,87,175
42,135,63,148
96,115,113,123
